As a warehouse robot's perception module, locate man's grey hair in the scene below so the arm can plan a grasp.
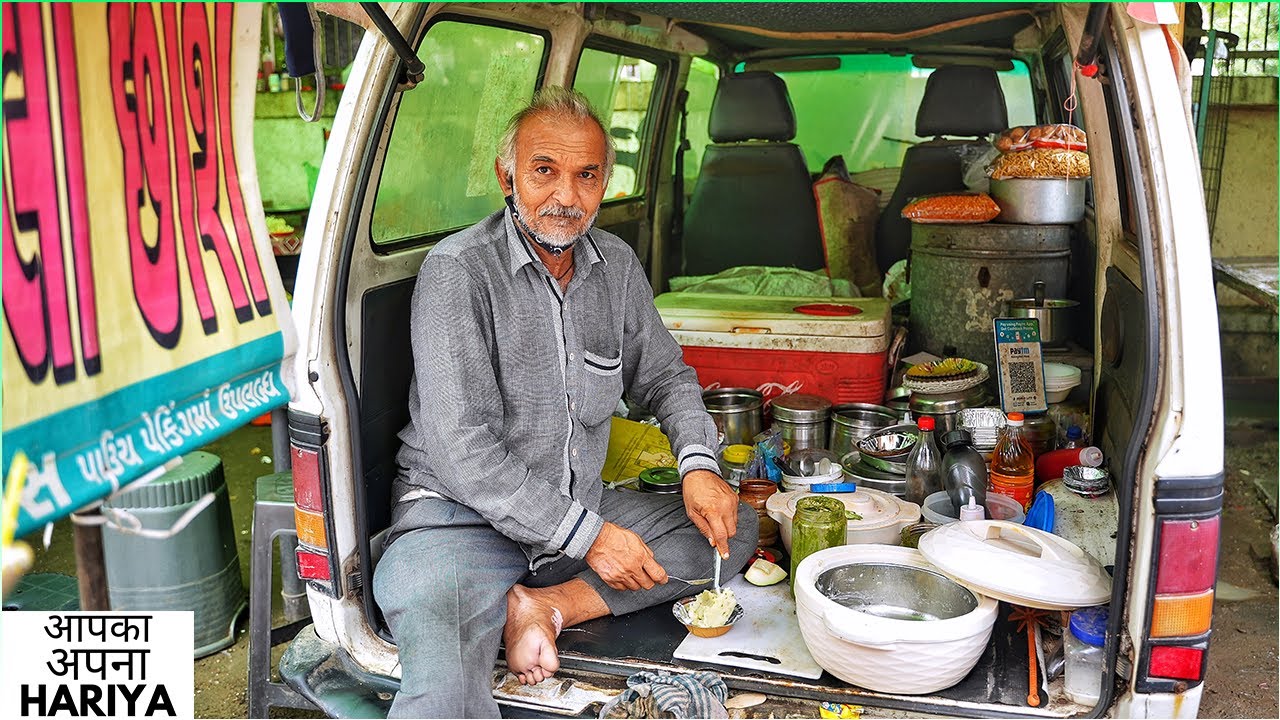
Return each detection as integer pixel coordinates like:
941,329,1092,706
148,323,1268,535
497,86,616,184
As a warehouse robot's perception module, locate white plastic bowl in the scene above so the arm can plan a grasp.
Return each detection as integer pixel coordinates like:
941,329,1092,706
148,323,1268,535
1043,362,1081,403
794,545,998,695
920,491,1025,525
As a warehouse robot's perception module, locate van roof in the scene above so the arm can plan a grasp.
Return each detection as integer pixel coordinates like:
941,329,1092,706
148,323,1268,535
610,2,1051,54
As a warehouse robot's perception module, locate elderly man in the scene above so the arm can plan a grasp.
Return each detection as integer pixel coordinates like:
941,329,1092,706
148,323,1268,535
372,87,759,718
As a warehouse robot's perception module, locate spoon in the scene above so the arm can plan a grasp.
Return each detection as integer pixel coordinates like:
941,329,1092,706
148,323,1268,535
713,550,722,592
667,576,714,586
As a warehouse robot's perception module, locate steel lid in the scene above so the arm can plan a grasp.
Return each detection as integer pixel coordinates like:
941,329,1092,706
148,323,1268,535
917,520,1112,610
909,386,988,415
771,393,833,422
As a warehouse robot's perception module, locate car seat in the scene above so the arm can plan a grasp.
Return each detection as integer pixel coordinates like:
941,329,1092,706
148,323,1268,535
682,71,825,277
876,65,1009,274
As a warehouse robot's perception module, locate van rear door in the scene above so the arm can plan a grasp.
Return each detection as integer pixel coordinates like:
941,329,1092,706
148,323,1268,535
1060,5,1223,717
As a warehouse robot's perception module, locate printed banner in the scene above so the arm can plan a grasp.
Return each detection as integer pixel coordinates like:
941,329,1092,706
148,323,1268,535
2,3,295,538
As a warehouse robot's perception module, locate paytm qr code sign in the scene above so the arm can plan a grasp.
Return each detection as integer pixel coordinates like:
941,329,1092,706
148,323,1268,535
1,612,194,719
993,317,1047,414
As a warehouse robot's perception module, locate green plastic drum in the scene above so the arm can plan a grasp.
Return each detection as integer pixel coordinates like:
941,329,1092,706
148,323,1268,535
101,451,246,658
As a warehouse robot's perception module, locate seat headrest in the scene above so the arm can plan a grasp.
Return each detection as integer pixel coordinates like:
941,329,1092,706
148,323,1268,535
915,65,1009,138
709,71,797,143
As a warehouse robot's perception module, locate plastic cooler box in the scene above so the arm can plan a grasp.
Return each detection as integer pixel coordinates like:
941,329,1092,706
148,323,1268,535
654,292,890,404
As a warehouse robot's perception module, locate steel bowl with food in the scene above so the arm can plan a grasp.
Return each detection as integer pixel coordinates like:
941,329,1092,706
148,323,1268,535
673,591,744,638
990,177,1086,225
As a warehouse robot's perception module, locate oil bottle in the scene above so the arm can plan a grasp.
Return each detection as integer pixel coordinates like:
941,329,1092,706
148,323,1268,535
988,412,1036,510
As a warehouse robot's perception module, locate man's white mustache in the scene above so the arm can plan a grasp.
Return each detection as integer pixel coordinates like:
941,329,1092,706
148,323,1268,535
539,205,585,219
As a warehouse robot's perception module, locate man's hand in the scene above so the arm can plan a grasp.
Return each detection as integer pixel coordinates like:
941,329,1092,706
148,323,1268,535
585,522,668,591
682,470,740,559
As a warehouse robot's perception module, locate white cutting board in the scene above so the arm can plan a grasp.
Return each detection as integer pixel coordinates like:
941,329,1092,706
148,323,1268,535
673,576,823,680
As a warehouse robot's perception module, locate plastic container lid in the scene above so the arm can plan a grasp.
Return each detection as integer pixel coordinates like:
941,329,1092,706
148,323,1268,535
1070,605,1110,647
1066,425,1083,441
1006,412,1025,426
918,520,1113,610
723,444,753,465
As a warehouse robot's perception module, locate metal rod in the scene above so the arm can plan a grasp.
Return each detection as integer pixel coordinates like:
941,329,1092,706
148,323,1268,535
72,506,111,611
359,2,425,86
1074,2,1111,70
1196,29,1218,155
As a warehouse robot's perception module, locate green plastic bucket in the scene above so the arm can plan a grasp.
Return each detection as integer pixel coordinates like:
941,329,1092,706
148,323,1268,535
101,451,246,658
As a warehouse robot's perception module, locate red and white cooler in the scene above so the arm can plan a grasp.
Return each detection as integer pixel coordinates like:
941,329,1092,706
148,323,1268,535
654,293,890,405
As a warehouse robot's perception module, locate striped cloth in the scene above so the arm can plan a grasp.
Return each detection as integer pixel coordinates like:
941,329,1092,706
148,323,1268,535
601,671,729,719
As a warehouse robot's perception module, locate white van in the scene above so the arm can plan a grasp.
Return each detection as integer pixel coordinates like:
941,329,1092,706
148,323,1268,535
279,3,1224,717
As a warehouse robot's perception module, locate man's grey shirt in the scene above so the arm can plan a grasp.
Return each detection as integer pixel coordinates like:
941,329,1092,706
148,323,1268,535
393,208,721,568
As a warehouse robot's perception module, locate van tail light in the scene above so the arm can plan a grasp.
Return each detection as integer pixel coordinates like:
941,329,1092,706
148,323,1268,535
1148,645,1206,681
1139,502,1222,689
289,412,339,596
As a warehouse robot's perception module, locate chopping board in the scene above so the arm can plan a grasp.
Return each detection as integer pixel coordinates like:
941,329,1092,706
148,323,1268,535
672,576,823,680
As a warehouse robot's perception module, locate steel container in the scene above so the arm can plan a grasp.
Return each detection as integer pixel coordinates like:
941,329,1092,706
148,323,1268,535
908,386,989,435
703,388,763,446
829,403,898,458
772,393,833,452
990,178,1087,225
909,223,1071,369
1005,281,1079,347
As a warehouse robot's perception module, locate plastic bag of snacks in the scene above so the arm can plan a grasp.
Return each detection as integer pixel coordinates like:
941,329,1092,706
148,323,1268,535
989,148,1091,180
901,193,1001,224
994,124,1088,153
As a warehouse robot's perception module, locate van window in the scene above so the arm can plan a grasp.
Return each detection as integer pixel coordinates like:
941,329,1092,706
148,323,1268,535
770,55,1037,173
574,47,659,200
371,21,547,245
681,57,720,188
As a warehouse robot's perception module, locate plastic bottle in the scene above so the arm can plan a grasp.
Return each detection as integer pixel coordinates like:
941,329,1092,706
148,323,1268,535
1061,425,1087,450
989,412,1036,511
940,429,988,516
1035,446,1104,485
905,416,944,505
1064,605,1110,705
958,496,985,521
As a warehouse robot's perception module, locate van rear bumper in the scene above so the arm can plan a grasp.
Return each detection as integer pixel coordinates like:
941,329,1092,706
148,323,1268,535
279,625,399,718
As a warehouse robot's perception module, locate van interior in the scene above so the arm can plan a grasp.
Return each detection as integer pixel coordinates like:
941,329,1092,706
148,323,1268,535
290,2,1188,717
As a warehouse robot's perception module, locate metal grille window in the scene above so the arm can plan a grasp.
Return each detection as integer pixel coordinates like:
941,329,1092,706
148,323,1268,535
1192,3,1278,76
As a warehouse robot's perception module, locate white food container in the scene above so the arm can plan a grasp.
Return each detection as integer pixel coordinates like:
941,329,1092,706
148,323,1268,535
765,488,920,550
794,545,998,695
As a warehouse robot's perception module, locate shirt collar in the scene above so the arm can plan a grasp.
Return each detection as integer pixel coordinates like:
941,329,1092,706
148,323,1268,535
503,206,608,278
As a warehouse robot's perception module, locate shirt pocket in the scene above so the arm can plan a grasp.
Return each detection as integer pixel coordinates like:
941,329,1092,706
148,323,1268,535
579,349,623,426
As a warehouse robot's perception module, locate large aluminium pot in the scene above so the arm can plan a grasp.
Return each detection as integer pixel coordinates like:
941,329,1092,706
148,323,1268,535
909,223,1071,369
794,545,998,695
1005,281,1079,347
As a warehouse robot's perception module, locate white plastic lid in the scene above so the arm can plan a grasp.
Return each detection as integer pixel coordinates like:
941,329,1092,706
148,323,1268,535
918,520,1113,610
766,487,918,533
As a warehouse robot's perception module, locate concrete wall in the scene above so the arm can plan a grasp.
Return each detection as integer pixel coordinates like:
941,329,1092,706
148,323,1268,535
1212,77,1277,380
1212,77,1278,306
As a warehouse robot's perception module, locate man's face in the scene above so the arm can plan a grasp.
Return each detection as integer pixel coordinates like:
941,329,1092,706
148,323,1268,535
500,113,608,247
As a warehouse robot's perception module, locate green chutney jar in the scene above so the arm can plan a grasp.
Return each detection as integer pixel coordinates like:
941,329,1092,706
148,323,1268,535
789,496,848,592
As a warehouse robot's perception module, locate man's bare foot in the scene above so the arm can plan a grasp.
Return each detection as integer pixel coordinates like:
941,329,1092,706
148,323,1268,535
503,585,562,686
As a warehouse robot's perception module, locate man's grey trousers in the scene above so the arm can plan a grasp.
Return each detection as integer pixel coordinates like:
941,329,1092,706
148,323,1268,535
373,489,760,718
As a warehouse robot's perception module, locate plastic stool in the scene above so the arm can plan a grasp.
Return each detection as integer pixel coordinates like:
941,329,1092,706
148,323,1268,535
248,473,318,718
